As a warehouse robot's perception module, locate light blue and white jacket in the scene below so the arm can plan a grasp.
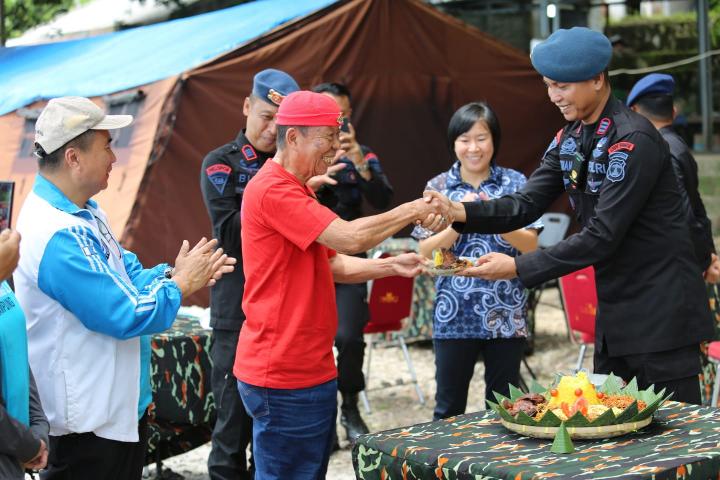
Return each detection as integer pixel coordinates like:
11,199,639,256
14,175,182,442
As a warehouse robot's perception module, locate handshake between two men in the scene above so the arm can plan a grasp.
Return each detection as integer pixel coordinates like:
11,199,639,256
407,191,520,282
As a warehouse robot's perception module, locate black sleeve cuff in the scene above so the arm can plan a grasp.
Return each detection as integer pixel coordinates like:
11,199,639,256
451,221,466,233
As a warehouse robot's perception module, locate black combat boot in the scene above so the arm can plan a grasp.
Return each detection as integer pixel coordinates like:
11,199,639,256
340,393,369,443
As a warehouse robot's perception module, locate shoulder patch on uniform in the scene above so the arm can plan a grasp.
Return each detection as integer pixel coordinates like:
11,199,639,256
206,164,232,194
241,144,257,162
560,137,577,155
608,141,635,154
607,152,628,183
596,117,612,135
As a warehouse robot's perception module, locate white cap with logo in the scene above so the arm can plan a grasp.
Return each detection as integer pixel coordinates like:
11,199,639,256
35,96,133,155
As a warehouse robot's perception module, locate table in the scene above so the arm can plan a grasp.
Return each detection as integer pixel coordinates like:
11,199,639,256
146,316,215,464
353,401,720,479
375,238,720,407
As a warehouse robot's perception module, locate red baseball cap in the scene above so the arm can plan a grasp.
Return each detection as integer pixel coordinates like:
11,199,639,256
276,91,342,127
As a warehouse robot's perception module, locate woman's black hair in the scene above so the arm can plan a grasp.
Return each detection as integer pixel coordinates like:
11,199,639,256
447,101,501,165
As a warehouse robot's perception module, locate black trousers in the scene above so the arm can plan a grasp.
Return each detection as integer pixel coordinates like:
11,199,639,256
433,337,525,420
335,283,370,394
41,413,148,480
594,342,702,405
208,328,253,480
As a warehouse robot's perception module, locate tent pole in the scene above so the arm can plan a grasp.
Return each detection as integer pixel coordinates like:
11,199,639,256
697,0,714,151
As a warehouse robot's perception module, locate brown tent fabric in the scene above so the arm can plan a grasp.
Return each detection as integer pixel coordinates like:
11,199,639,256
0,77,177,236
0,0,565,307
126,0,564,306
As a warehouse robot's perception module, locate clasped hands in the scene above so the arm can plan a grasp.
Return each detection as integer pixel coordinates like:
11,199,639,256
413,191,456,231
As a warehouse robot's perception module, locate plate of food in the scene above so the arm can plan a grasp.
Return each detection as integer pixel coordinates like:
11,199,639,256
487,371,671,440
426,248,476,276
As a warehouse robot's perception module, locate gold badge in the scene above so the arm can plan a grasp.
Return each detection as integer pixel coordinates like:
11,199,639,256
267,88,285,106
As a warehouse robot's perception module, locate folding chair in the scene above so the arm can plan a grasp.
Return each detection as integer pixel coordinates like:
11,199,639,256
359,252,425,413
537,212,571,249
558,266,597,373
528,212,572,316
709,341,720,408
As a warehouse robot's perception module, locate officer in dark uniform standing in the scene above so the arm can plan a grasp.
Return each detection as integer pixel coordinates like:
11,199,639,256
626,73,719,282
438,28,714,404
311,82,394,443
200,69,299,480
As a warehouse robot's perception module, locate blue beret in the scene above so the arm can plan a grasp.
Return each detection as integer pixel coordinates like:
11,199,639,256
626,73,675,106
531,27,612,82
252,69,300,106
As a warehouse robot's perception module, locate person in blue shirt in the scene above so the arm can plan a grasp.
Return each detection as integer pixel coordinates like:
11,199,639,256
15,97,236,480
412,102,541,420
0,229,49,479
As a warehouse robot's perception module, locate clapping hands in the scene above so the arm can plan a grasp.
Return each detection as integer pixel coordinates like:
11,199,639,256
171,238,237,296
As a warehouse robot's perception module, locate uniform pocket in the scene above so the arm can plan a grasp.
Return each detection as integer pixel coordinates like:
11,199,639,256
237,381,269,419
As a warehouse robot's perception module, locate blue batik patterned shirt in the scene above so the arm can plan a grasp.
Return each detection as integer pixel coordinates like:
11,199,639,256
412,162,543,340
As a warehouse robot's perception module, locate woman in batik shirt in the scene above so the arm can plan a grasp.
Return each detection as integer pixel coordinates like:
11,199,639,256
412,102,542,420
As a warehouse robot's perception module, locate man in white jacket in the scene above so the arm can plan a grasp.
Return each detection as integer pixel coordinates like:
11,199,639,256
14,96,235,480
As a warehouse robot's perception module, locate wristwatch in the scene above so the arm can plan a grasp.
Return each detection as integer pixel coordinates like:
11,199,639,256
164,267,175,279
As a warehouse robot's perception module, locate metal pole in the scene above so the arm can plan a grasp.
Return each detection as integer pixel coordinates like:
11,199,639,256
539,0,549,39
697,0,714,151
552,7,560,33
1,0,5,47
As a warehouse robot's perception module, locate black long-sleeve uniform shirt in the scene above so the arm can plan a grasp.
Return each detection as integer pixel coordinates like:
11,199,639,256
200,130,272,331
317,146,393,221
454,96,714,357
317,147,393,258
660,125,716,271
0,369,48,479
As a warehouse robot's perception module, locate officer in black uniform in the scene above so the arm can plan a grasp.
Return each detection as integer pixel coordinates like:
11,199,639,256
200,69,299,480
440,28,714,404
311,82,394,443
626,73,719,282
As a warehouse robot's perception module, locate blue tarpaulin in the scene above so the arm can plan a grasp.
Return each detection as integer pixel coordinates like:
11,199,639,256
0,0,335,115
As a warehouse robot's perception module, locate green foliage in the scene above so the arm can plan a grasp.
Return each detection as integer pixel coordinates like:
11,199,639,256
606,11,720,117
3,0,83,40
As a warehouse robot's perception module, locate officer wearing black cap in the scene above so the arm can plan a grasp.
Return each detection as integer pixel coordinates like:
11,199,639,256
627,73,719,282
200,68,299,480
443,27,714,404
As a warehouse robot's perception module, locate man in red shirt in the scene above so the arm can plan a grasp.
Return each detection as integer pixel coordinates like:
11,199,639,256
234,91,446,479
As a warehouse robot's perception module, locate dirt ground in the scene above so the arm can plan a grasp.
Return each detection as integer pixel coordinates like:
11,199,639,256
147,287,585,480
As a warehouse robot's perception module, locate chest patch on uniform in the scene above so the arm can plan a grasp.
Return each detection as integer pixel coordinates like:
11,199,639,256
596,118,612,136
608,141,635,154
607,152,628,183
241,144,258,162
560,137,577,155
206,164,232,194
592,137,608,158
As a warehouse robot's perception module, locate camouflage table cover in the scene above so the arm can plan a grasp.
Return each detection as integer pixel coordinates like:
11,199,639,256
353,401,720,480
146,316,215,463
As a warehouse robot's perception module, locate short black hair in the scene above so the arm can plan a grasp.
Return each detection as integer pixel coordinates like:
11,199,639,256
276,125,309,150
447,101,501,164
634,93,673,121
35,129,96,171
311,82,352,102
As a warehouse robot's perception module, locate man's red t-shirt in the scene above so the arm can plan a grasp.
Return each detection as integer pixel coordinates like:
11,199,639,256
234,160,339,389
